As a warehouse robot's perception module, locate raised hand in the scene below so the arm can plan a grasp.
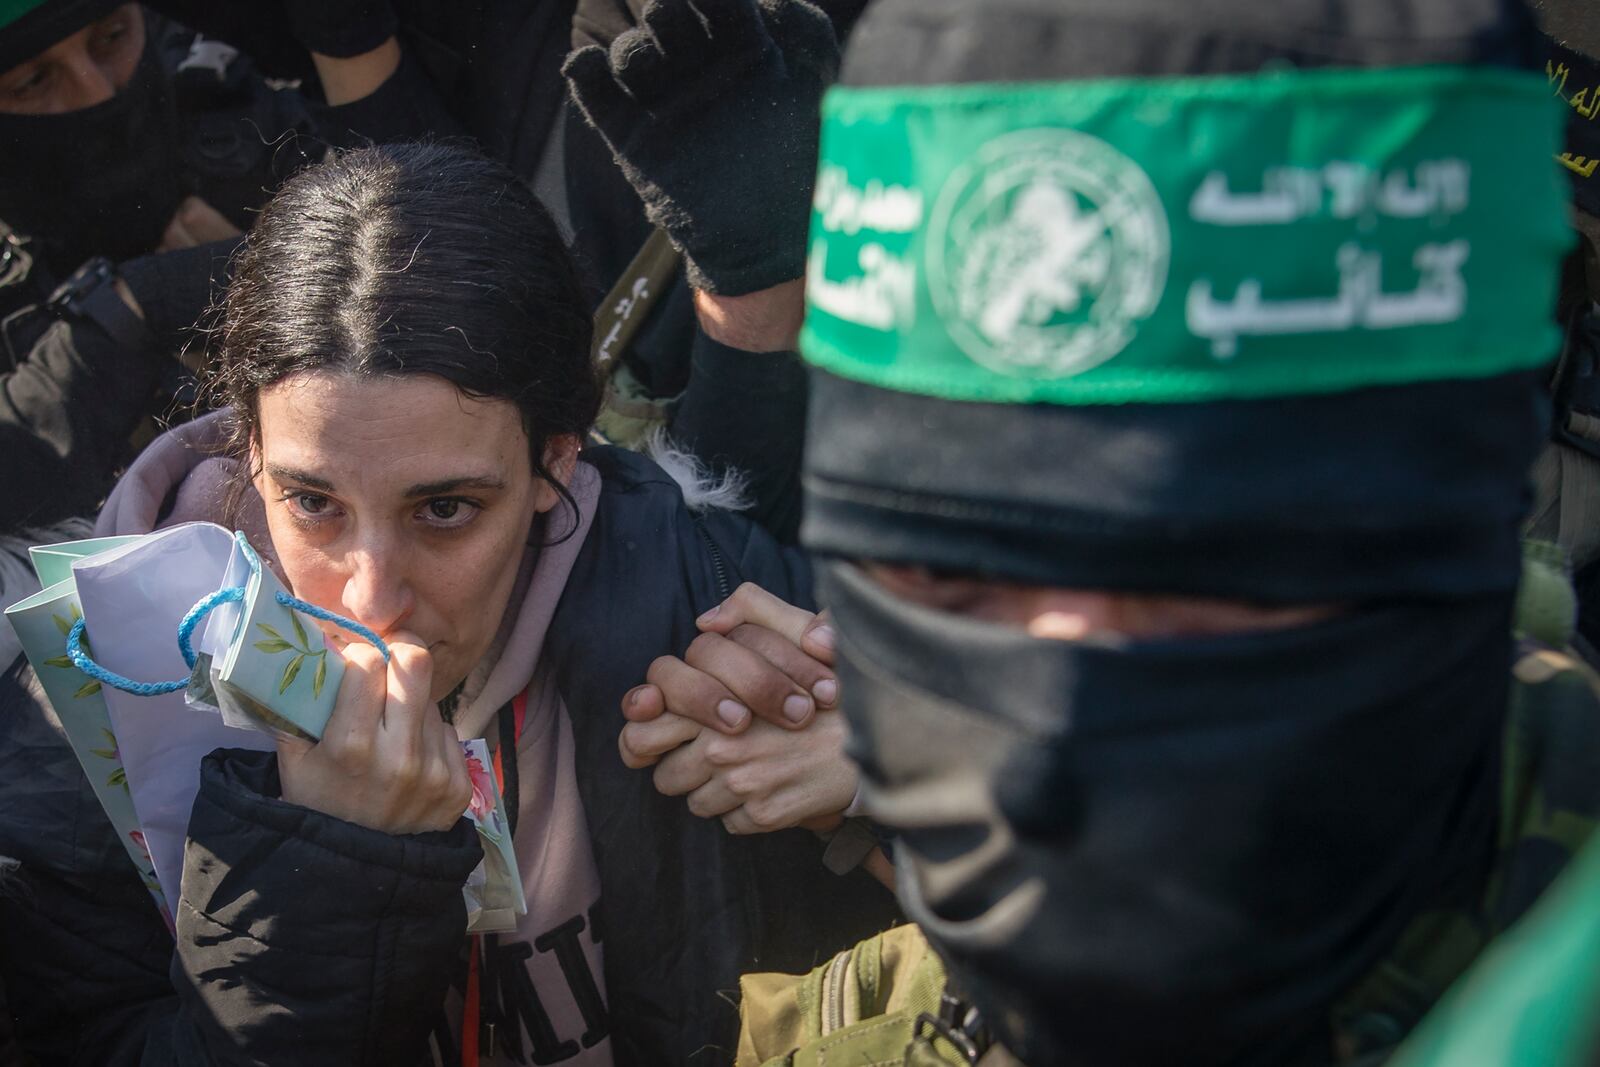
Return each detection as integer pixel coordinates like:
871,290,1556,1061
563,0,843,295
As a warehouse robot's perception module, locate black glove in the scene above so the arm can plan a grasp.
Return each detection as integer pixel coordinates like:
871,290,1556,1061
572,0,640,51
564,0,843,295
283,0,397,58
571,0,869,50
118,237,242,354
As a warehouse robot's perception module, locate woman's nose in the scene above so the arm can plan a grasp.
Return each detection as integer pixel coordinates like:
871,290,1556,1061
340,544,414,639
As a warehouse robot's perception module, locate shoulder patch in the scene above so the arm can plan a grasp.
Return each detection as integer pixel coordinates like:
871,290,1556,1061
177,36,237,81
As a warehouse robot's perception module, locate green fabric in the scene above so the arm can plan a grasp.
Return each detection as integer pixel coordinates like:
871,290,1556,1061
0,0,49,30
1385,835,1600,1067
738,924,950,1067
591,363,674,452
1514,539,1578,649
802,66,1569,405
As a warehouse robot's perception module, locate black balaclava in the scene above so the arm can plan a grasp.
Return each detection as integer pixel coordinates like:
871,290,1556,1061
799,0,1566,1063
0,0,120,72
0,6,186,277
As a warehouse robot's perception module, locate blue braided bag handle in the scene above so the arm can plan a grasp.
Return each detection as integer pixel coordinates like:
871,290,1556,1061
66,531,390,697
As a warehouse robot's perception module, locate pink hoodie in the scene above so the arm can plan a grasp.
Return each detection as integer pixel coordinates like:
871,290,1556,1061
99,412,614,1065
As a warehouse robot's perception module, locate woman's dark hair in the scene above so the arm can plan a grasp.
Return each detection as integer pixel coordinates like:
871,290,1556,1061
213,141,601,525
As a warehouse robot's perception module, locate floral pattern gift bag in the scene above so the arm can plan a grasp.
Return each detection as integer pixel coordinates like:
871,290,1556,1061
6,522,525,934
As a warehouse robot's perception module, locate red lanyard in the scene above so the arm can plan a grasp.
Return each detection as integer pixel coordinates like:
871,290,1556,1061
462,690,528,1067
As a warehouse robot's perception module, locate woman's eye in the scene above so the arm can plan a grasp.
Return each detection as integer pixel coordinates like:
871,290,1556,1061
285,492,334,520
420,498,479,528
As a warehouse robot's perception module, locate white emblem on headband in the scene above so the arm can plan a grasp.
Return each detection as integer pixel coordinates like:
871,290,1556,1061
927,129,1170,379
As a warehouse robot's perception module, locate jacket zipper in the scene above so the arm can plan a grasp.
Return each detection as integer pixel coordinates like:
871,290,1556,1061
692,514,733,601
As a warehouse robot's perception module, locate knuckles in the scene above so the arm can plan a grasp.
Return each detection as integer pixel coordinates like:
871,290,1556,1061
388,642,435,690
419,758,454,799
702,735,744,768
653,762,689,796
645,654,683,687
330,735,375,776
684,631,725,666
741,797,786,833
722,766,764,800
726,582,766,617
342,641,387,676
444,768,473,819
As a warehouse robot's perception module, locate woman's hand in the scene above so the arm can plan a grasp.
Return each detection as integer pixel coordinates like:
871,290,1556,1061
617,584,858,834
624,582,839,734
276,633,472,835
629,708,859,835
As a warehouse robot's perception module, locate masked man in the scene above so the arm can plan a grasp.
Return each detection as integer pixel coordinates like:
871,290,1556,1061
623,0,1600,1062
0,0,457,534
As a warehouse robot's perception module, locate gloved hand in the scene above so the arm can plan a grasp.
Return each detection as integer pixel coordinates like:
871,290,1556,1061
564,0,843,295
572,0,869,50
119,237,243,354
283,0,397,58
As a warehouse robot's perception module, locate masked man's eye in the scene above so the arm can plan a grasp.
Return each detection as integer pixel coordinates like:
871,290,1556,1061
866,565,992,613
3,66,49,101
93,7,133,43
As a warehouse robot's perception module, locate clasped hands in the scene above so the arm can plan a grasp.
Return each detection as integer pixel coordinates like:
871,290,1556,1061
619,584,859,836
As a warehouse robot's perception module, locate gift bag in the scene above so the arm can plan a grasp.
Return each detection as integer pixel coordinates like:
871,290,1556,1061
10,522,525,932
183,531,349,741
29,536,143,587
66,523,276,910
462,738,528,933
4,536,171,928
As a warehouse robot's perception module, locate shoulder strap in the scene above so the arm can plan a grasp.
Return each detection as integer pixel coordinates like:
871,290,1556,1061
592,227,682,377
494,695,525,836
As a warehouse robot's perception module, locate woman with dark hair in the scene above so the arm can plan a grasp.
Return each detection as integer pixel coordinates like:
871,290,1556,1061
0,141,895,1066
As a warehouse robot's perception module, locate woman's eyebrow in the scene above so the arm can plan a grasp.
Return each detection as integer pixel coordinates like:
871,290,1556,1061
404,476,507,497
266,464,336,492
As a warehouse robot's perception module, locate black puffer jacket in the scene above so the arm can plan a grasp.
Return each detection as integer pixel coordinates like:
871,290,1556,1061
0,446,899,1065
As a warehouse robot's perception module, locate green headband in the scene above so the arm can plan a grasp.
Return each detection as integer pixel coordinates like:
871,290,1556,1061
801,66,1570,405
0,0,51,30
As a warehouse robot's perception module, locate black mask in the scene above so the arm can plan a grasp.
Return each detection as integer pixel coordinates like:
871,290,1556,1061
0,23,185,278
821,562,1507,1067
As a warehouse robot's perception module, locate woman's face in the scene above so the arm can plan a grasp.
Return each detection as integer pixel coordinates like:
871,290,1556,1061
252,371,571,701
